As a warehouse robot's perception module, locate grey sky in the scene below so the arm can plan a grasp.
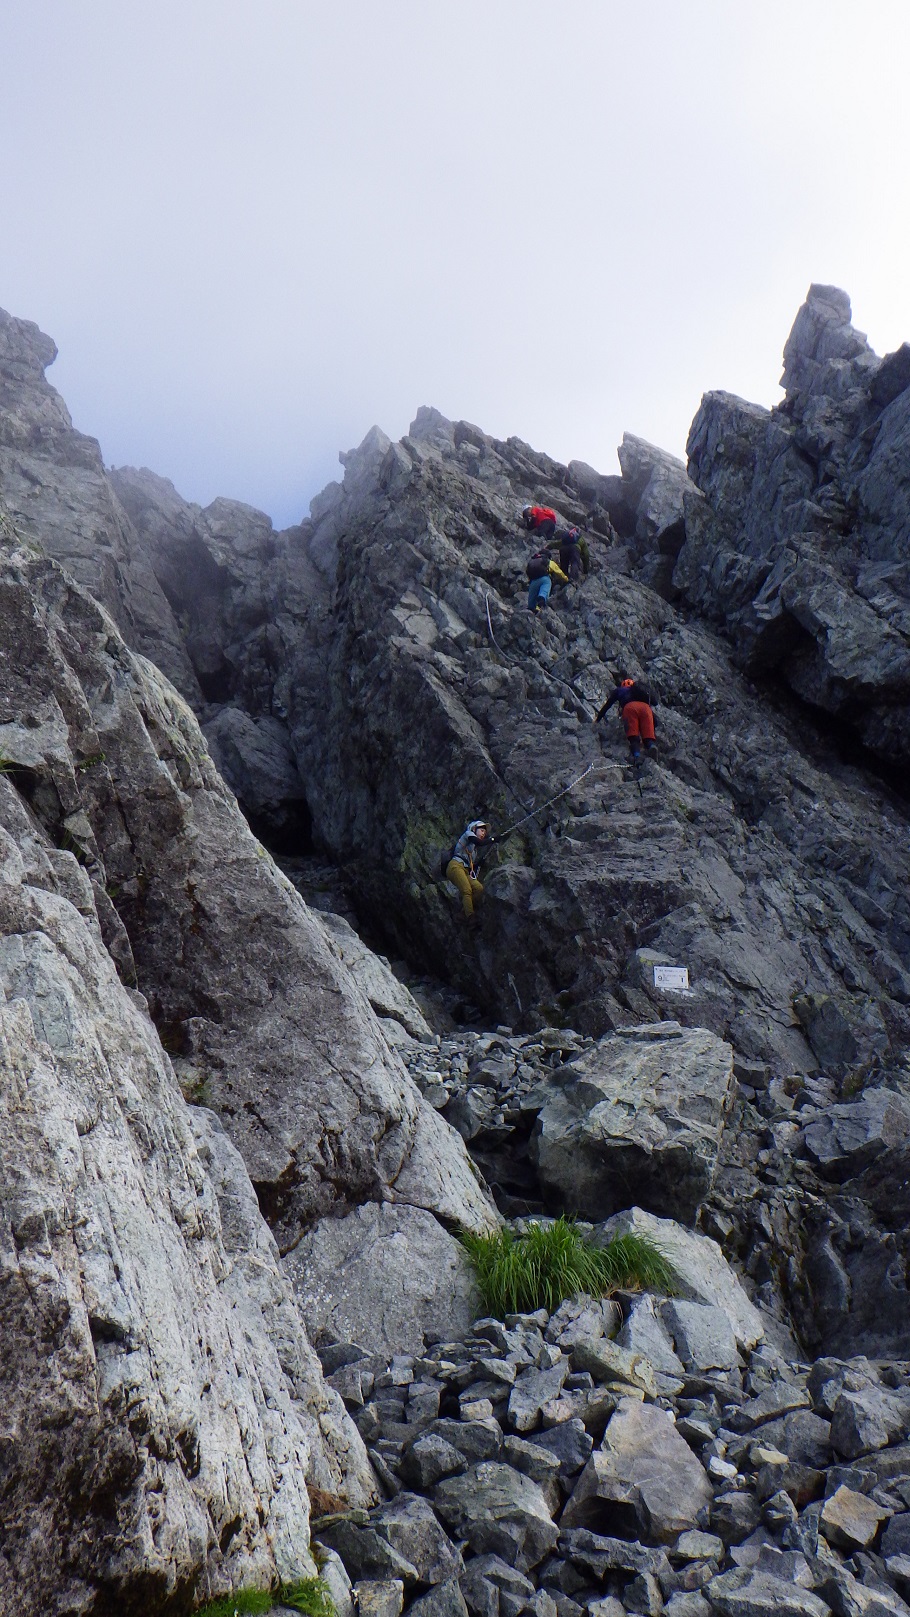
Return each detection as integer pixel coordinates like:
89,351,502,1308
2,1,909,527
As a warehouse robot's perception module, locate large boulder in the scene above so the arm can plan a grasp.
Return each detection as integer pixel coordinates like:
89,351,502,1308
560,1398,714,1543
595,1208,764,1351
433,1463,559,1572
802,1088,910,1182
283,1201,479,1356
531,1026,734,1221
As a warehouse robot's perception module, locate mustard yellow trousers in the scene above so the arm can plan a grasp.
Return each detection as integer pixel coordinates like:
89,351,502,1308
447,859,484,918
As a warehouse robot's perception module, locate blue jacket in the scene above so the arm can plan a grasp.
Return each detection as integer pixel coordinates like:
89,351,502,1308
595,682,651,722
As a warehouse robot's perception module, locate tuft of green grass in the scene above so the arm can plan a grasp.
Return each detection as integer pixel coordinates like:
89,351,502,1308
281,1579,338,1617
459,1216,675,1317
194,1592,273,1617
194,1579,335,1617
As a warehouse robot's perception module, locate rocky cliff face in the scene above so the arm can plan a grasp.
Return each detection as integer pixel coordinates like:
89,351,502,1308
0,361,495,1609
0,538,367,1613
676,285,910,770
0,310,197,700
110,369,910,1078
2,291,910,1614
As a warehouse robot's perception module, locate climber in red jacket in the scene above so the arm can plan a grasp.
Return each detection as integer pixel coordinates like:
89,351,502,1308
521,504,558,543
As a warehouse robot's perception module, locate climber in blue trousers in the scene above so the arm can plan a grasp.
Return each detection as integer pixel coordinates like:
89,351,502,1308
526,550,568,612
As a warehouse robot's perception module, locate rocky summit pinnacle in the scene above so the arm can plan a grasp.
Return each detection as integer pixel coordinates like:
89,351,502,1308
0,289,909,1615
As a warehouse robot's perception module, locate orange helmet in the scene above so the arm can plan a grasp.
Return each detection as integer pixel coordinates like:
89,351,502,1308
621,678,635,688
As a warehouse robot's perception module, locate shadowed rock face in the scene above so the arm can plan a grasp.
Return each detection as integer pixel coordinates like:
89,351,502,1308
676,284,910,768
108,385,910,1073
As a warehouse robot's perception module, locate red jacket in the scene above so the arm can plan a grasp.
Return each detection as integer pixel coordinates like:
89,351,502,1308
527,506,557,528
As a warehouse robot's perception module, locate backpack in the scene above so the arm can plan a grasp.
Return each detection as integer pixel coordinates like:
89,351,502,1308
526,553,549,581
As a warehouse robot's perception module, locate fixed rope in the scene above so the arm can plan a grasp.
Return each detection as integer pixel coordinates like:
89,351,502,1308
498,761,599,839
484,591,593,723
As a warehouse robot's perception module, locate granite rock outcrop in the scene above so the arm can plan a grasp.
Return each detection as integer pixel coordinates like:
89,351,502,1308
675,285,910,770
0,511,492,1611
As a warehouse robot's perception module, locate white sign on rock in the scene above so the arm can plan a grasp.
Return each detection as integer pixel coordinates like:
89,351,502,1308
654,965,690,990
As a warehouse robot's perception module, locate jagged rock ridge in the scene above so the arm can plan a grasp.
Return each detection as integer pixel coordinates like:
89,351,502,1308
108,329,910,1076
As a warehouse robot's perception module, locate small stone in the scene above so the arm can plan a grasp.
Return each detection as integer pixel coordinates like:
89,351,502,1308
748,1412,832,1470
328,1361,374,1405
762,1491,798,1533
409,1381,443,1422
570,1338,657,1397
817,1564,910,1616
706,1565,830,1616
370,1448,404,1497
536,1556,589,1597
320,1549,355,1617
318,1341,370,1374
831,1388,910,1460
754,1462,824,1510
617,1295,686,1387
460,1552,534,1617
546,1296,620,1350
407,1581,471,1617
882,1512,910,1559
730,1386,810,1433
523,1593,559,1617
662,1301,739,1373
820,1485,891,1550
623,1570,664,1615
503,1435,563,1486
372,1492,463,1586
710,1492,762,1545
509,1362,570,1434
527,1420,594,1480
663,1596,712,1617
431,1418,504,1464
316,1520,418,1585
401,1434,469,1489
884,1553,910,1587
558,1527,670,1579
434,1462,559,1572
462,1398,496,1423
672,1531,724,1562
551,1597,585,1617
354,1580,405,1617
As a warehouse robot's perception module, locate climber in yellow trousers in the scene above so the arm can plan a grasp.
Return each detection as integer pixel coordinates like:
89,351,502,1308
446,820,494,922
